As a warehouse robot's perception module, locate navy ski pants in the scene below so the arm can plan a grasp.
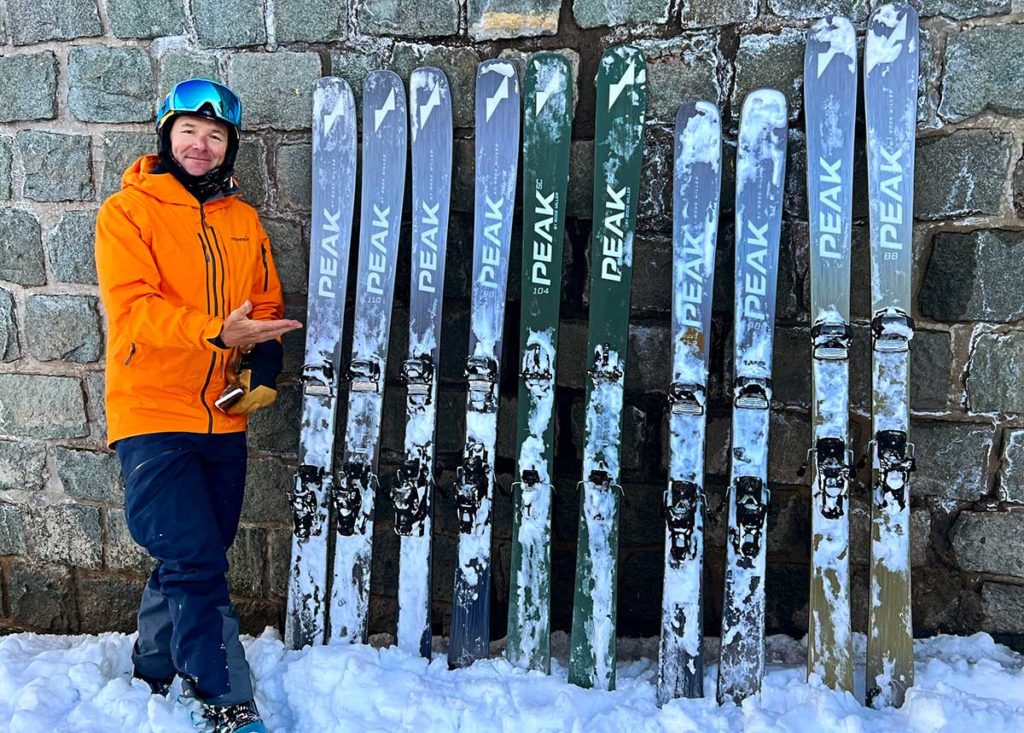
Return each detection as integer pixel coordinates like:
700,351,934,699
115,431,253,704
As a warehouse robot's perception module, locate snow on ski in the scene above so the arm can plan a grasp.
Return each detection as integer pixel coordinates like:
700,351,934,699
505,52,573,675
448,59,521,669
329,70,407,644
864,2,919,709
656,100,721,704
567,45,647,692
717,89,787,706
286,77,358,650
394,66,453,659
803,15,858,693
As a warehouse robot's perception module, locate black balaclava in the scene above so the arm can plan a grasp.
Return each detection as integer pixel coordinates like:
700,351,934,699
154,111,239,203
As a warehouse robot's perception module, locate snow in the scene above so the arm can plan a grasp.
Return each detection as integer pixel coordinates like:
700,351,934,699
2,630,1021,732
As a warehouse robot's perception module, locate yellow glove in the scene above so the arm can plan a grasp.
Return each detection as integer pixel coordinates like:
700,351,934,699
215,341,283,415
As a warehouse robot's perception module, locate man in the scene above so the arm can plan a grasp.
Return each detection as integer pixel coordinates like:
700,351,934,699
96,78,301,733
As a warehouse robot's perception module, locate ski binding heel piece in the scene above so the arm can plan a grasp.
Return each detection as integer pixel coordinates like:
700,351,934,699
874,429,915,510
813,437,852,520
734,376,772,410
333,460,371,536
517,468,543,518
811,319,852,361
348,357,383,393
588,343,624,383
402,356,434,407
466,355,498,412
290,464,323,539
729,476,768,566
665,479,702,562
584,469,619,521
393,457,430,536
301,359,336,397
668,381,706,416
455,440,490,532
871,308,914,353
521,342,554,391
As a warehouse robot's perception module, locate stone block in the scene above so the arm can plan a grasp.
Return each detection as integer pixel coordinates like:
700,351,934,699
911,330,952,412
262,218,306,296
330,49,390,111
0,440,47,492
56,448,122,504
573,0,672,28
227,525,266,597
100,132,155,201
156,49,222,98
235,138,269,208
951,511,1024,577
915,131,1010,220
275,143,311,211
194,0,266,48
0,288,20,362
388,44,483,129
357,0,458,37
1016,154,1024,219
0,52,58,122
940,26,1024,123
6,0,101,45
625,323,671,394
18,132,93,202
732,28,805,122
77,573,145,633
980,582,1024,634
468,0,559,41
768,0,869,20
247,383,301,454
7,561,77,631
636,35,725,128
267,527,291,597
628,234,671,314
107,508,153,574
242,455,292,524
274,0,347,43
0,374,88,440
999,429,1024,505
771,325,809,408
0,138,10,200
637,125,673,232
68,46,154,124
921,230,1024,323
767,410,812,486
23,503,102,568
919,1,1011,19
767,488,810,559
1,502,27,554
25,294,103,363
108,0,184,39
84,372,108,444
229,52,321,130
47,209,99,284
911,421,993,501
680,0,756,27
969,332,1024,410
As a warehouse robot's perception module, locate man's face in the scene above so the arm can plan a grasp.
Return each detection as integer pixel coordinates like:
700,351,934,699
169,115,230,176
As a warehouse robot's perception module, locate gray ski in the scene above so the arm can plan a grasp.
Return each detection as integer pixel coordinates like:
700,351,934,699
717,89,787,705
394,66,452,658
864,2,918,709
803,14,857,692
448,59,521,669
330,70,408,643
286,77,357,650
657,100,721,704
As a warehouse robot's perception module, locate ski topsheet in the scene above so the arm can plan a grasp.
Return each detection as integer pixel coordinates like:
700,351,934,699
804,15,857,692
395,67,453,658
864,2,918,709
329,70,408,643
717,89,787,706
506,52,573,674
568,45,647,691
448,59,521,669
656,100,721,704
286,77,357,650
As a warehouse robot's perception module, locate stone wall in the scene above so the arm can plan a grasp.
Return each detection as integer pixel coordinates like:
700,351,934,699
1,0,1023,650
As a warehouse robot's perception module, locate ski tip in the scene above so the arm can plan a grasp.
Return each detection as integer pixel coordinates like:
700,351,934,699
599,44,646,72
529,51,571,74
364,68,404,91
740,89,787,130
312,77,355,140
675,100,720,130
865,2,919,74
869,1,919,28
675,101,721,170
806,16,857,81
478,58,520,82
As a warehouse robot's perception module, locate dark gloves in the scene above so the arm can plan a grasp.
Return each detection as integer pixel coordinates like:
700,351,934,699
215,340,283,415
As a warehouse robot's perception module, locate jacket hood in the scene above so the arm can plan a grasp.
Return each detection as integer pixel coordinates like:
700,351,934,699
120,154,239,207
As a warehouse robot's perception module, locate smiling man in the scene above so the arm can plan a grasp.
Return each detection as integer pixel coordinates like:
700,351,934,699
95,79,302,733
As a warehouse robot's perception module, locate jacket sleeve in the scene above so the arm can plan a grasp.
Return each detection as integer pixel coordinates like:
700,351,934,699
248,217,286,323
95,197,225,351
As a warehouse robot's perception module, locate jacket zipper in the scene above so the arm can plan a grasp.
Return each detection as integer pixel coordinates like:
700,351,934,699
260,243,269,292
124,342,136,366
198,204,216,432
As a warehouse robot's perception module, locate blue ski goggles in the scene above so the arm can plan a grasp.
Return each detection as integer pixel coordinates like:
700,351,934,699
157,78,243,132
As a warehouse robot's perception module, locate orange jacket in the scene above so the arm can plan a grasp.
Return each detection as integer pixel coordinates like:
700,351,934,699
96,155,285,445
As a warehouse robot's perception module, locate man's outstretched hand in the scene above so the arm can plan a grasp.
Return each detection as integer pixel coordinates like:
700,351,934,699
219,300,302,348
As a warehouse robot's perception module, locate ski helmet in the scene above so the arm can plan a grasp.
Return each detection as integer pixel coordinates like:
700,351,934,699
156,78,242,135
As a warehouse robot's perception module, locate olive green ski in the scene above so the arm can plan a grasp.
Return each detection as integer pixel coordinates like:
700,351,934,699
506,52,574,674
568,45,647,691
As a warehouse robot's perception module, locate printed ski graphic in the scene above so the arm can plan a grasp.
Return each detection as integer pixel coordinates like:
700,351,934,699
329,70,407,643
567,45,647,691
286,77,357,650
864,2,918,709
656,100,721,704
803,14,857,693
448,59,520,669
394,67,452,659
717,88,787,706
506,52,573,674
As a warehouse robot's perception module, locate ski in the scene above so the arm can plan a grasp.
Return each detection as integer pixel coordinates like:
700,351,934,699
656,100,721,704
329,70,407,643
567,45,647,691
716,89,787,705
864,2,918,709
803,15,857,692
448,59,520,669
394,67,453,659
285,77,357,650
505,53,573,674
